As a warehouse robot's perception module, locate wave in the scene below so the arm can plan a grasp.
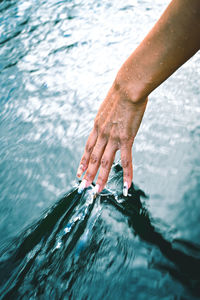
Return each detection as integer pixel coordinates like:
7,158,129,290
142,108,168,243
0,164,200,299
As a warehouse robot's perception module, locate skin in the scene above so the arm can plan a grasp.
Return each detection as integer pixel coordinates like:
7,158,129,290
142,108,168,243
77,0,200,193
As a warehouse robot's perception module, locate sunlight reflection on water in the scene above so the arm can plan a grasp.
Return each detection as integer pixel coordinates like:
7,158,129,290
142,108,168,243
0,0,200,298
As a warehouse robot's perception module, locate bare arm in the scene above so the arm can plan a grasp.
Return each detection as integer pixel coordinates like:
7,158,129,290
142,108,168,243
117,0,200,101
77,0,200,195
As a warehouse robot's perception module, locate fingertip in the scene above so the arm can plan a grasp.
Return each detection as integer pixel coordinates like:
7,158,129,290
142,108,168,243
77,172,82,178
93,184,100,195
95,180,104,194
78,179,87,194
98,185,104,194
123,181,128,197
82,173,94,188
77,164,85,178
123,176,133,196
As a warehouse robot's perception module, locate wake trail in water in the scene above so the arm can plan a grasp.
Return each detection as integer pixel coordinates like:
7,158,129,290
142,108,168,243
0,164,200,300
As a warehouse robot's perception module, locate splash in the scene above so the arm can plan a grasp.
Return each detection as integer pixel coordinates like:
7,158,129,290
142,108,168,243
0,164,200,299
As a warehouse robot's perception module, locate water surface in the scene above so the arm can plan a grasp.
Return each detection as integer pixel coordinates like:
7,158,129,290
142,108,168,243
0,0,200,299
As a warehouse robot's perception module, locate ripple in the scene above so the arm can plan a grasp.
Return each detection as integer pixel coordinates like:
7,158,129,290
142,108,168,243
1,0,200,298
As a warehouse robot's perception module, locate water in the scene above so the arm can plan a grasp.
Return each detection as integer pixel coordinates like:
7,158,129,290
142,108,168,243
1,165,200,299
0,0,200,299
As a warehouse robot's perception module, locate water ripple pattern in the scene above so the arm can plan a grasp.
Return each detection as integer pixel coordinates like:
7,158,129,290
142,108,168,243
0,0,200,299
1,165,200,299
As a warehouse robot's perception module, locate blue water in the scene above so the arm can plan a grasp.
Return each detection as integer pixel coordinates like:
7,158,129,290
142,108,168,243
0,0,200,299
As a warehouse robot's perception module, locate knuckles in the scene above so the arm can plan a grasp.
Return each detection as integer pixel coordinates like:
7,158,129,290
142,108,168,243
101,158,109,169
86,143,93,154
81,157,87,166
121,158,130,169
94,120,99,130
97,176,106,186
110,133,119,144
85,172,94,181
123,171,131,178
99,126,109,140
120,135,130,145
90,153,98,164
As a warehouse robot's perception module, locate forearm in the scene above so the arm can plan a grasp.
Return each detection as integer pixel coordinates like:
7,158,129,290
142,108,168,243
116,0,200,101
77,0,200,194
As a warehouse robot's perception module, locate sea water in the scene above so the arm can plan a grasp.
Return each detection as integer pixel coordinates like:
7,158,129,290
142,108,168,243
0,0,200,299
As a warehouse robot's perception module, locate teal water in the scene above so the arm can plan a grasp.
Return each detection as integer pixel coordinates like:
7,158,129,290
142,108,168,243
0,0,200,299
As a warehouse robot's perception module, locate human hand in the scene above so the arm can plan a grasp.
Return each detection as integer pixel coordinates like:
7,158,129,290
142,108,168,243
76,0,200,196
77,79,148,196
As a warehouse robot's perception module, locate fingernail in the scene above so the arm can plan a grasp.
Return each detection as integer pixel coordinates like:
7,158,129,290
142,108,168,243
77,164,84,178
93,184,100,195
78,179,87,194
123,181,128,197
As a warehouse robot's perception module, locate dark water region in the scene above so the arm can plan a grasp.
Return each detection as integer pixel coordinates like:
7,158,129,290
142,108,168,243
0,0,200,299
1,164,200,300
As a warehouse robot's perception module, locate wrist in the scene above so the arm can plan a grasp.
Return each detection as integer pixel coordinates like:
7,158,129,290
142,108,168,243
113,67,148,105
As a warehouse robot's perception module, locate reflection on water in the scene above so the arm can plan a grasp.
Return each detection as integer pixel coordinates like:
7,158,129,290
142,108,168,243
0,0,200,298
0,164,200,299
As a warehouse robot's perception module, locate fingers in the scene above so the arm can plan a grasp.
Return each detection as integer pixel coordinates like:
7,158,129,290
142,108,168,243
77,128,97,178
120,142,133,196
83,138,108,186
77,128,133,196
94,143,117,193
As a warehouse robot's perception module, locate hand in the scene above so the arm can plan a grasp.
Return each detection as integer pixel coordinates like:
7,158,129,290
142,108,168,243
77,79,148,195
76,0,200,195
